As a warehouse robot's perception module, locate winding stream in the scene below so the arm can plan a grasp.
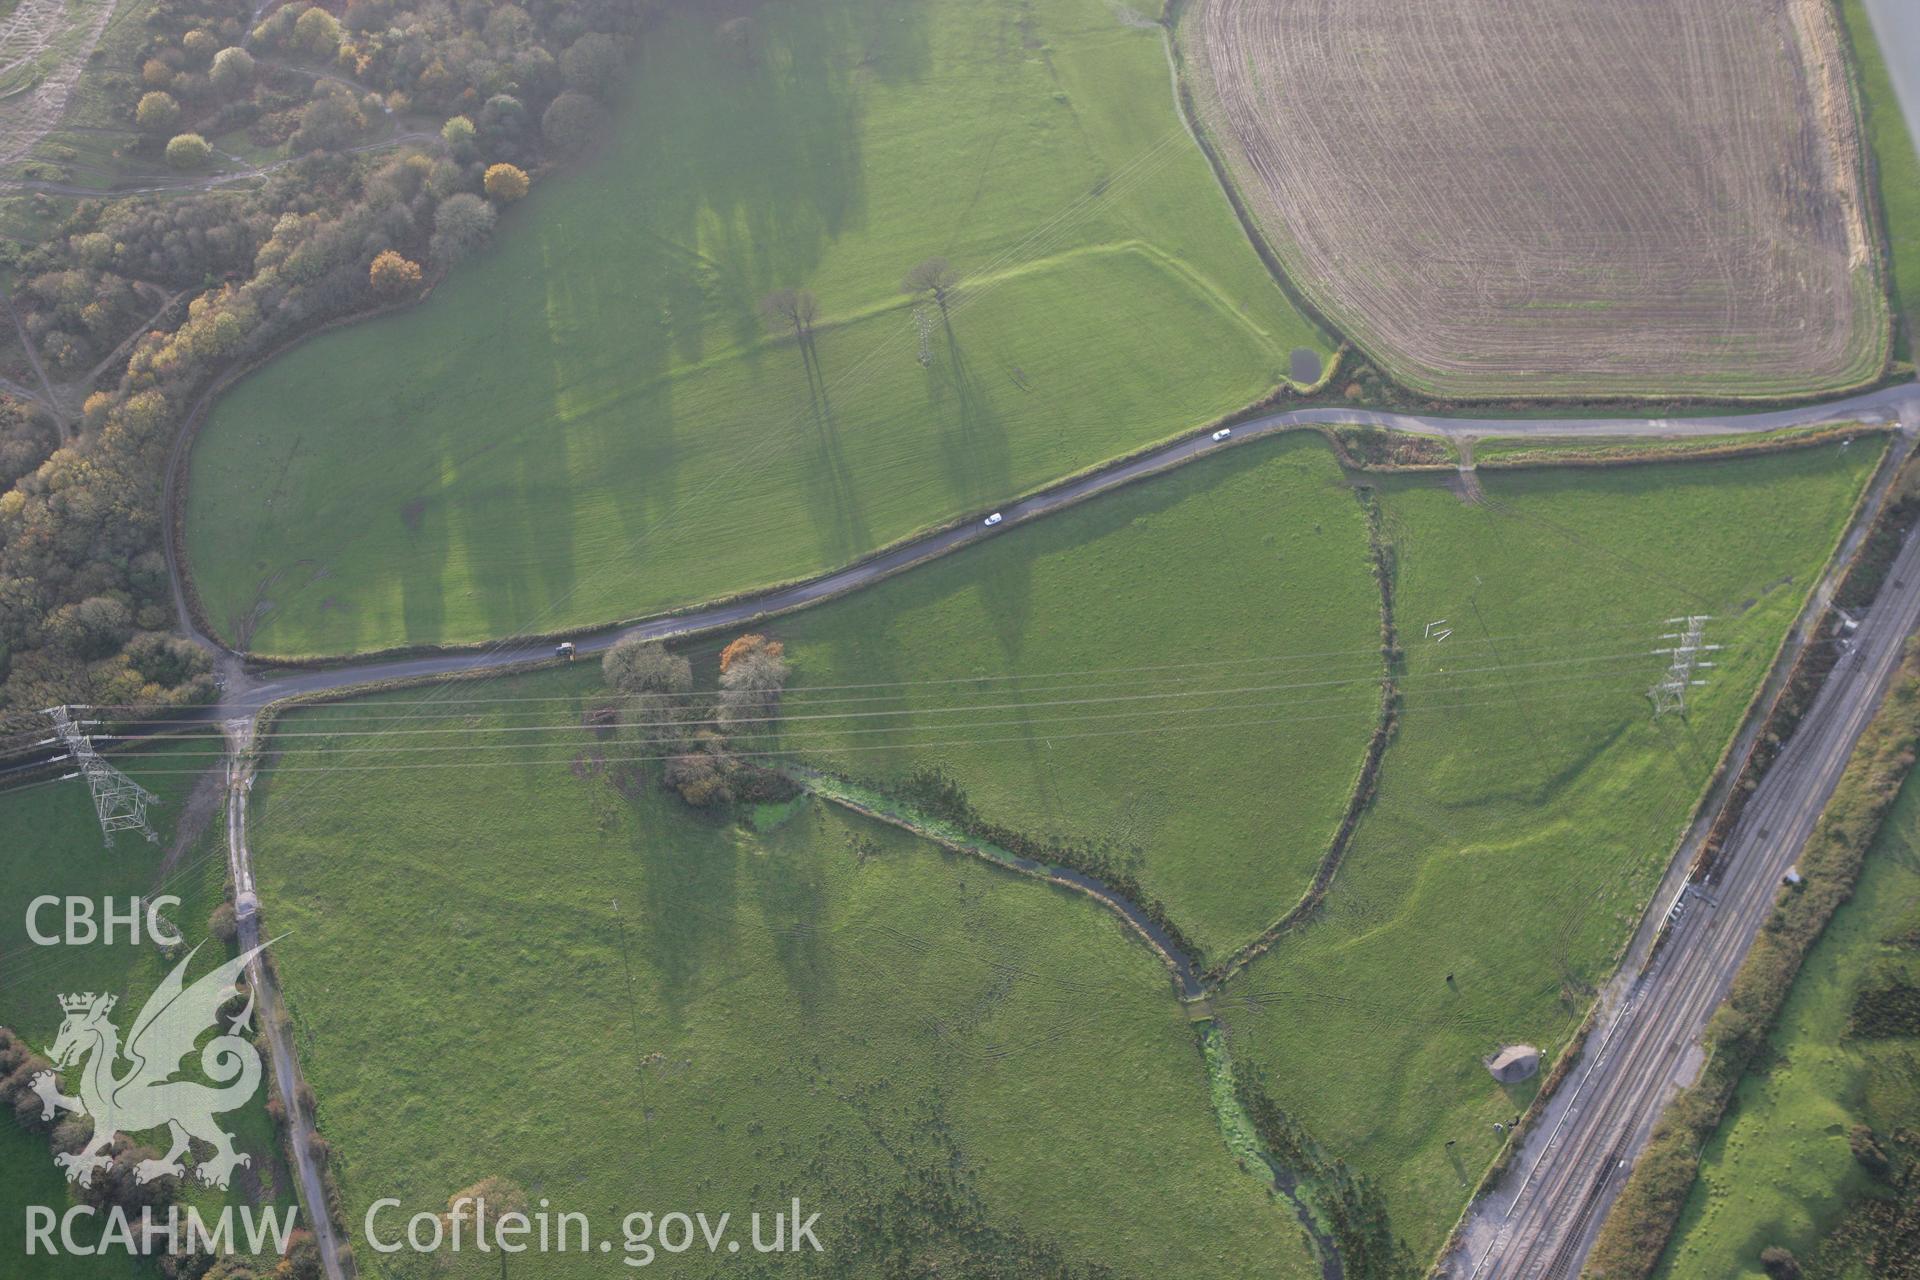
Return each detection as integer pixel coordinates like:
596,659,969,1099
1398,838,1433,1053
799,772,1347,1278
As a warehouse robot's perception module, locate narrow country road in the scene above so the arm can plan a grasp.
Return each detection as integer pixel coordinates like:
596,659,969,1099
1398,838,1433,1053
219,718,348,1280
65,375,1903,1280
1450,406,1920,1277
197,380,1920,713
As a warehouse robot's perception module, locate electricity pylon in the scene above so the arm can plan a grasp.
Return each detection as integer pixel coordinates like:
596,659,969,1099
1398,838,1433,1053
1649,616,1717,718
42,706,158,847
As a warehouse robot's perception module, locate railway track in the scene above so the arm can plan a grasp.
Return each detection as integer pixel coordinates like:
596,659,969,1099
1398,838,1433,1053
1454,457,1920,1277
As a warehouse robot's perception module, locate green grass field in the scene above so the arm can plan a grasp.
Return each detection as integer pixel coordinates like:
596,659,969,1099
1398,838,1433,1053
247,666,1322,1278
1655,770,1920,1280
0,738,294,1276
1209,443,1879,1259
762,430,1381,965
182,0,1330,660
1843,0,1920,363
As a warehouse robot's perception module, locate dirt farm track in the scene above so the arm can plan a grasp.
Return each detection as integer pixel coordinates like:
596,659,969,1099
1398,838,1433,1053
1179,0,1890,399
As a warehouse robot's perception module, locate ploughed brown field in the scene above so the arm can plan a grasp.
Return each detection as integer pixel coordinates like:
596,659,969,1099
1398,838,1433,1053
1180,0,1891,398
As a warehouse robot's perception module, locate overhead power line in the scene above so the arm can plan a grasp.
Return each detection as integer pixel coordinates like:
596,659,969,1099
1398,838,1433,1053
43,705,159,847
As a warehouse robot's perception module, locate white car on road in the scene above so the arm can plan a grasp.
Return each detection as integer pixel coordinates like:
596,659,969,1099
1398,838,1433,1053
1211,428,1232,441
983,512,1004,527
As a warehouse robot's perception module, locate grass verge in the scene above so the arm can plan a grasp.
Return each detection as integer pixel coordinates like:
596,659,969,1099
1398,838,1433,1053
1841,0,1920,364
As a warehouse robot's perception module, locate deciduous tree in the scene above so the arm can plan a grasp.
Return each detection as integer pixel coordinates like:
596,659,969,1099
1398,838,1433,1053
902,256,957,320
441,114,477,156
758,289,818,342
368,249,423,296
209,47,253,96
293,6,342,57
483,163,530,203
135,91,180,134
717,635,790,743
603,636,692,696
541,92,603,156
430,193,496,266
164,133,211,169
560,33,622,97
181,30,218,67
759,288,821,378
719,633,784,674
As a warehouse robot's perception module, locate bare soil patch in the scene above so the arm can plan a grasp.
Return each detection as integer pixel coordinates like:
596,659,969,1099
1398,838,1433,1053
155,761,222,877
1180,0,1890,398
0,0,123,168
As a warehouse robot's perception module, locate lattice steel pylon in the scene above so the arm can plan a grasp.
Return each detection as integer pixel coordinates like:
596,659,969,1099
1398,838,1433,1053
913,306,934,367
42,706,158,847
1649,616,1717,718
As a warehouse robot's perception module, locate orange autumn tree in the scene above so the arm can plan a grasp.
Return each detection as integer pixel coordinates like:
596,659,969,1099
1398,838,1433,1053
718,633,783,674
368,249,423,296
483,162,530,202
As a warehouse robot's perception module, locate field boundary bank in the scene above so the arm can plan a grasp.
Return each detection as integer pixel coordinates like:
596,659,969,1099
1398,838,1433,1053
1165,0,1893,403
1838,0,1920,362
186,372,1287,664
797,772,1206,995
161,3,1916,664
1587,637,1920,1280
231,683,1353,1277
796,777,1350,1278
1469,423,1886,471
1833,0,1911,362
217,717,356,1280
1260,432,1891,1263
1431,428,1915,1272
1204,490,1399,986
1198,1025,1346,1280
1156,0,1348,371
205,415,1912,1280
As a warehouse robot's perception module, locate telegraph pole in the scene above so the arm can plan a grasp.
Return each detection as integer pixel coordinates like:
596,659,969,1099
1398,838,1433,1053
42,706,158,846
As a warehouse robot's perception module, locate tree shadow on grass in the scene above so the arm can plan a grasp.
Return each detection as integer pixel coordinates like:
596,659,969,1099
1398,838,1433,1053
635,809,741,1026
925,320,1027,659
796,328,874,569
751,808,836,1014
579,0,902,595
396,481,450,646
474,397,580,645
640,0,887,340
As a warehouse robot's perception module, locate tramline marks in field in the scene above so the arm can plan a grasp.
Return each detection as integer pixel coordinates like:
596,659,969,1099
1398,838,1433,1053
1181,0,1889,397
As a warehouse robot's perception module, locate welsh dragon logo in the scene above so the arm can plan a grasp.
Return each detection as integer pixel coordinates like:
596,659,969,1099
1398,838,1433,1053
30,942,268,1190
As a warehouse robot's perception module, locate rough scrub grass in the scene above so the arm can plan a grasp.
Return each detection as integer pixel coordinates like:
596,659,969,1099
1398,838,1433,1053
1209,443,1879,1263
183,0,1330,659
246,666,1324,1279
1842,0,1920,362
